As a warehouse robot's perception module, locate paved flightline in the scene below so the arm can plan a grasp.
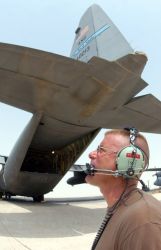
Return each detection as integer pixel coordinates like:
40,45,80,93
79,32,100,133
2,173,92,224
0,193,160,250
0,196,106,250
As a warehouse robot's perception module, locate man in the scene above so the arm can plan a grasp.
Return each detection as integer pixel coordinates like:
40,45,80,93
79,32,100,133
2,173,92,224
86,128,161,250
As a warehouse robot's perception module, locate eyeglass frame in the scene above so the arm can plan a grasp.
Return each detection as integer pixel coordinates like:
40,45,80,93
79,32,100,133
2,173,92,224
96,145,118,155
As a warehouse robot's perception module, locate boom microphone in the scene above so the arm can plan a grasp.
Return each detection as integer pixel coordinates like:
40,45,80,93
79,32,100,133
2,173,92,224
67,164,120,186
85,163,121,177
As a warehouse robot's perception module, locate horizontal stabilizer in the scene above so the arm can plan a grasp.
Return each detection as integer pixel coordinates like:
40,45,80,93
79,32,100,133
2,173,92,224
87,94,161,133
125,94,161,121
0,43,161,135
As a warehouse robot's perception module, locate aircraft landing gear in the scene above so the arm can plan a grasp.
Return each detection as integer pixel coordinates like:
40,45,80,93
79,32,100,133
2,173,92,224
4,192,11,200
33,195,44,202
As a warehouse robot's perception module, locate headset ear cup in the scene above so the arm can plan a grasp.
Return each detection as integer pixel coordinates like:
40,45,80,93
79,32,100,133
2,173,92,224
116,146,145,178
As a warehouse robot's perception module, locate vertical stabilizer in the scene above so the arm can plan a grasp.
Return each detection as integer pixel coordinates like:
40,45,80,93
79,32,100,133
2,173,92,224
70,4,133,62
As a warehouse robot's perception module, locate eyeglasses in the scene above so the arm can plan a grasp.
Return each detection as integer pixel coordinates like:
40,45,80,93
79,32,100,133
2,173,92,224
97,145,118,155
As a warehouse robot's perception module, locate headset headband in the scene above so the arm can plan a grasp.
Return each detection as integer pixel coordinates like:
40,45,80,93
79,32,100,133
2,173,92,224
124,127,138,145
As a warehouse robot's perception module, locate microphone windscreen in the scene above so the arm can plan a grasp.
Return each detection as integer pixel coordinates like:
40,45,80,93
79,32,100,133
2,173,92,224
67,171,87,186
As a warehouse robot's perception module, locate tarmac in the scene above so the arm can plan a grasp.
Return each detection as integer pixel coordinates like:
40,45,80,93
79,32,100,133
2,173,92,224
0,196,106,250
0,192,161,250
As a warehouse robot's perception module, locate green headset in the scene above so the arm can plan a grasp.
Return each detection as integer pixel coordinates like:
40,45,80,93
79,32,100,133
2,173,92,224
116,127,146,178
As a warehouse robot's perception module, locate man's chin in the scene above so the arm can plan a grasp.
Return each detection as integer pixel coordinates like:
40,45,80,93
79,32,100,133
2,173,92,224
85,175,98,187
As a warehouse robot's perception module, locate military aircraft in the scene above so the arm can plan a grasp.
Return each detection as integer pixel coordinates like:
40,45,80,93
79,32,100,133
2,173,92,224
0,4,161,202
144,168,161,187
154,172,161,186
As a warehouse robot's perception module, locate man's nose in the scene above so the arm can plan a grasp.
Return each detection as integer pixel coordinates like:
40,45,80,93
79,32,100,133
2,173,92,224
89,150,97,159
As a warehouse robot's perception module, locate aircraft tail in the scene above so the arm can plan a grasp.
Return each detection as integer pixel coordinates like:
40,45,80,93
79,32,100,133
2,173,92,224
70,4,133,62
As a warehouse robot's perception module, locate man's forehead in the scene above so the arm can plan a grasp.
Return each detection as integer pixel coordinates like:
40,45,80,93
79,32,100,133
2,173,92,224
103,133,129,147
101,134,116,146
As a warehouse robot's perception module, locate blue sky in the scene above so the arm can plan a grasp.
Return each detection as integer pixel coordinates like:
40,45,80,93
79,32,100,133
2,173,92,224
0,0,161,192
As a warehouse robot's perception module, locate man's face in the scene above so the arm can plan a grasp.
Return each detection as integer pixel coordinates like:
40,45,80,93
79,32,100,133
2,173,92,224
85,134,119,186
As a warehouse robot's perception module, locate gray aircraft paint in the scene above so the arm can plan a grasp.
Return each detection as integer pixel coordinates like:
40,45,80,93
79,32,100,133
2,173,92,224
0,4,161,200
154,172,161,186
70,4,133,62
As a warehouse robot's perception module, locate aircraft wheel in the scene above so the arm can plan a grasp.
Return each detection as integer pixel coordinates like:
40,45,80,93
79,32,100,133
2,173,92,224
33,195,44,202
5,192,11,200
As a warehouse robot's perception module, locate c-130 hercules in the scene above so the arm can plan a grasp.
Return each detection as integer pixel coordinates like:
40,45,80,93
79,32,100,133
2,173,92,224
0,4,161,202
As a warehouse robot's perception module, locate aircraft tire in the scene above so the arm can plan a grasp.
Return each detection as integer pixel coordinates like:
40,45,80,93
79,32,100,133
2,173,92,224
4,193,11,200
33,195,44,202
